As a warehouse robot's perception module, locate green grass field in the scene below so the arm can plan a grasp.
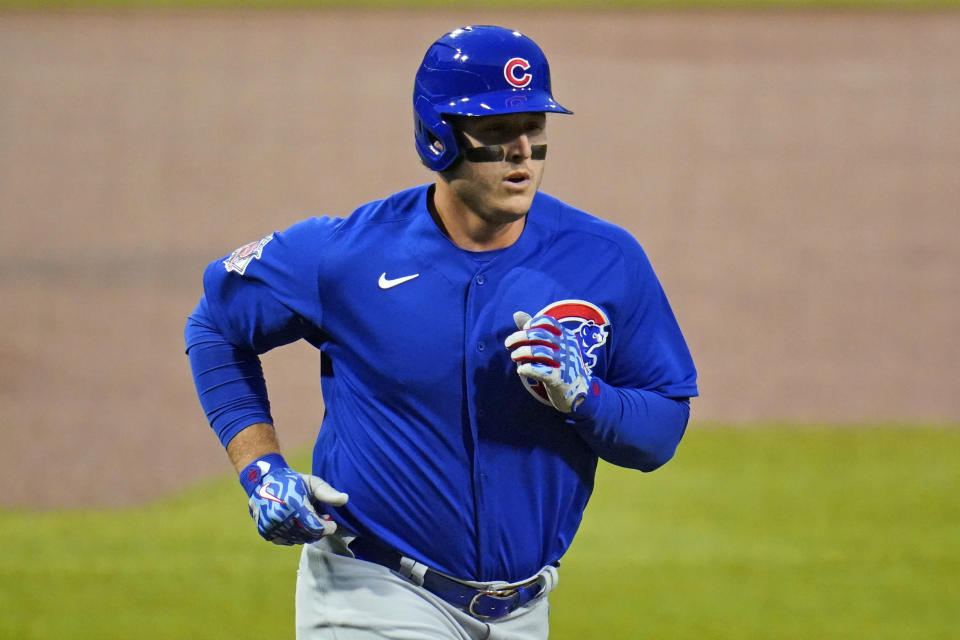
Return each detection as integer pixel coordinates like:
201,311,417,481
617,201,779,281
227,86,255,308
2,425,957,639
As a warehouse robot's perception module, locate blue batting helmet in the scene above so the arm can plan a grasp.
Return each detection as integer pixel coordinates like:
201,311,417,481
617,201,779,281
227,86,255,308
413,25,573,172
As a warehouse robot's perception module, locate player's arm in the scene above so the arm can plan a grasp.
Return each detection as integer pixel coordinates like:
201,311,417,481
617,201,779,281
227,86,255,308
505,312,691,471
567,380,691,472
505,240,697,472
185,234,349,544
186,306,348,546
226,421,282,471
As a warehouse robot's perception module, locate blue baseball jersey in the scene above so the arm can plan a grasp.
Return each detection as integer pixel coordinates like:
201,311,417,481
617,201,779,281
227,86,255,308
189,184,697,583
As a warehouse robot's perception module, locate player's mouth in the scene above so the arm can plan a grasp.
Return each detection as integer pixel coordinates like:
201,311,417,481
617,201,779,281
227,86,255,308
503,171,531,189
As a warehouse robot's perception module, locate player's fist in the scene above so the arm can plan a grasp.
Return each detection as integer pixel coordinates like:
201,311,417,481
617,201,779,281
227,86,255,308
505,311,591,413
239,454,349,546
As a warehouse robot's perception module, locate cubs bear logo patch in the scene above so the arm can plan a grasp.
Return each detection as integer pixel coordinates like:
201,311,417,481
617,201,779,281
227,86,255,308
522,299,611,406
223,233,273,275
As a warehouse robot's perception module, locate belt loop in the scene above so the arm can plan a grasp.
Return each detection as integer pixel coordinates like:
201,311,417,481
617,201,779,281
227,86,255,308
537,564,559,597
398,556,429,586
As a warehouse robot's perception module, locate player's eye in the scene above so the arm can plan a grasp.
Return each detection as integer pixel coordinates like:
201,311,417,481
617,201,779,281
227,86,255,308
480,125,507,137
522,117,546,136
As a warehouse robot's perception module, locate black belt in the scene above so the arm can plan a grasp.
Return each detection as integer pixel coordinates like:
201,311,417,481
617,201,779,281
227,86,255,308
348,536,547,620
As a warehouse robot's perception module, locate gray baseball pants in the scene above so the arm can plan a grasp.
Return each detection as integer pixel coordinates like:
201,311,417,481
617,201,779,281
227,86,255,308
296,533,556,639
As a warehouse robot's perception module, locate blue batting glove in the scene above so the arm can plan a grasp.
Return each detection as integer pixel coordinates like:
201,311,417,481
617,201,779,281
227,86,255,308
505,311,591,413
239,454,349,546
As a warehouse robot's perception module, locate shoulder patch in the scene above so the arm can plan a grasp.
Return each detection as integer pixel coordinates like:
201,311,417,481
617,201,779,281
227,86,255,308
223,233,274,275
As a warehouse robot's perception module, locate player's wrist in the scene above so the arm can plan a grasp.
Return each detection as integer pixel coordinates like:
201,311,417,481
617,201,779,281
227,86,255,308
238,453,289,497
569,378,602,420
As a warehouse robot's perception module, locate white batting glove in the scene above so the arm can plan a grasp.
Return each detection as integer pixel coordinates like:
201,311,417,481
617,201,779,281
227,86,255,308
505,311,591,413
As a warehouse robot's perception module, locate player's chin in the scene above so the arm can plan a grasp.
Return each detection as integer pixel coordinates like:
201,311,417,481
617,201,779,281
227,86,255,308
496,189,536,217
494,200,533,222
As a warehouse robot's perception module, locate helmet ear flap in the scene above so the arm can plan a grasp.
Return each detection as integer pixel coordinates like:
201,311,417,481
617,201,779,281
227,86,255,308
414,96,460,172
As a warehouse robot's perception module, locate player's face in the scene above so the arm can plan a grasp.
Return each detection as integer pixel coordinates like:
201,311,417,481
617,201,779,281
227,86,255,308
445,113,548,224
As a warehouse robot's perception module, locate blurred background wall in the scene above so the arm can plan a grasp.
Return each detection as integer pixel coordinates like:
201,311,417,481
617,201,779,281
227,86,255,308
1,9,957,506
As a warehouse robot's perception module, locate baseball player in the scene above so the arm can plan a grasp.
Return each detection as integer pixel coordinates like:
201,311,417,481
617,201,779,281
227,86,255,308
185,25,697,639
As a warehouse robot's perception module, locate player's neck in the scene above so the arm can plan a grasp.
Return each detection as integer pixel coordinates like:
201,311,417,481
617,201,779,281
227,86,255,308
429,182,526,252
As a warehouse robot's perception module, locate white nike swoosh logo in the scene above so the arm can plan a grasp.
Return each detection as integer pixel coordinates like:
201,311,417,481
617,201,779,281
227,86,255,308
378,272,420,289
257,482,285,505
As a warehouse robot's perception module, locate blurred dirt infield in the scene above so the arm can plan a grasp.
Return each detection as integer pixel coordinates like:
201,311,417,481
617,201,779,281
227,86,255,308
1,11,958,508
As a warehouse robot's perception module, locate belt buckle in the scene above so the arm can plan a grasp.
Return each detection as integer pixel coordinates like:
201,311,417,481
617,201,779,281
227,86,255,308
468,587,518,620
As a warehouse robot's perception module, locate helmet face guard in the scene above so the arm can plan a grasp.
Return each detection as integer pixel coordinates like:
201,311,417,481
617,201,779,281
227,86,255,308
413,26,572,172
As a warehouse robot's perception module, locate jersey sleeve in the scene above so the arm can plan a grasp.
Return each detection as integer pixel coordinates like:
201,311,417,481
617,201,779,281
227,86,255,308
185,217,339,446
185,300,274,447
200,217,337,353
568,237,698,471
607,241,698,398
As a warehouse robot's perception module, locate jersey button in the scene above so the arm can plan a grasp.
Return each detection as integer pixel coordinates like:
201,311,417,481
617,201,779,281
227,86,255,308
475,274,486,285
477,342,486,352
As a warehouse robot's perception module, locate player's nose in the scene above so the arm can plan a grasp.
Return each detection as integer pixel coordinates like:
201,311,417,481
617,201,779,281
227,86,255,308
505,134,533,163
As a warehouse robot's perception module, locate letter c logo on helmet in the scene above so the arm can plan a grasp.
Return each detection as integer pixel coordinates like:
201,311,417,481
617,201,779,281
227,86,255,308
503,57,532,88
